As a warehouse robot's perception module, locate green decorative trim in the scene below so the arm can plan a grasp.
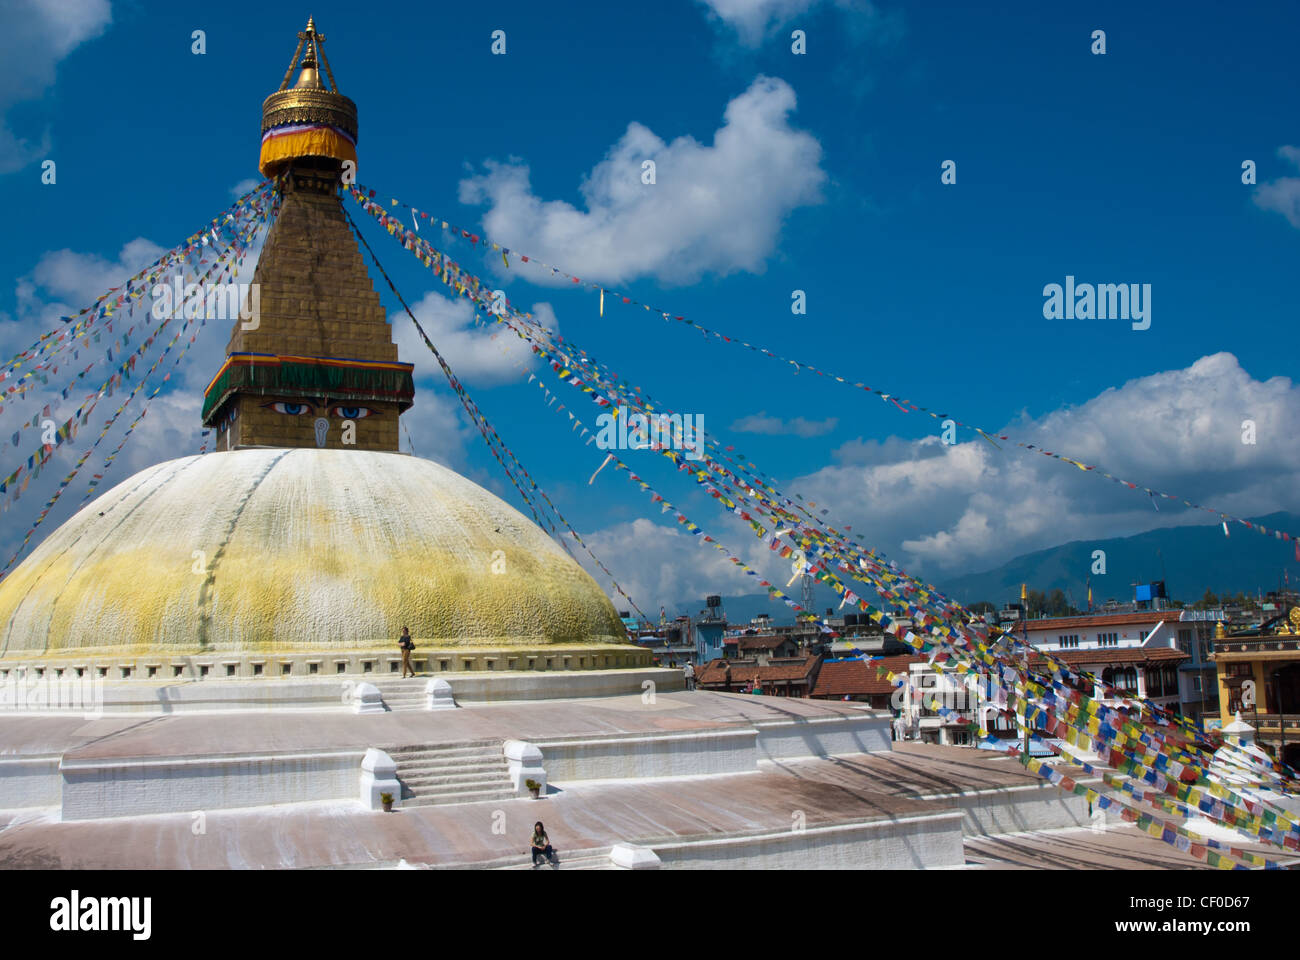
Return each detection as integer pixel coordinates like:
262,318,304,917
203,358,414,424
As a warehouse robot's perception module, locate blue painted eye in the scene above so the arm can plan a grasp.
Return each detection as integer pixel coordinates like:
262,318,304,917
332,406,375,419
269,402,310,416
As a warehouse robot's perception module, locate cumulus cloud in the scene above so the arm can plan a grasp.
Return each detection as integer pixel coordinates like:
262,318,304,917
1254,145,1300,229
797,353,1300,575
387,291,550,386
577,516,787,612
731,410,838,437
458,76,825,286
0,0,112,173
0,238,167,368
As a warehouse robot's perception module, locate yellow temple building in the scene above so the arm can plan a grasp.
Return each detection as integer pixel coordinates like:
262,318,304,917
0,19,642,679
1213,606,1300,768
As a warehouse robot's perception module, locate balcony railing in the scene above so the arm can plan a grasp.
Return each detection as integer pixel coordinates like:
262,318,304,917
1250,714,1300,731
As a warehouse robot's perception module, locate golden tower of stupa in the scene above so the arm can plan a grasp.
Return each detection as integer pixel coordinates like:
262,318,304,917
203,18,411,452
0,19,639,675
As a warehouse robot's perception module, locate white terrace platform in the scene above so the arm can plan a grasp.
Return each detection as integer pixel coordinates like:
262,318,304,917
0,682,1155,869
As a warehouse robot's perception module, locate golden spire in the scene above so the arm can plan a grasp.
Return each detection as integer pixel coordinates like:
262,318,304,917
259,17,357,177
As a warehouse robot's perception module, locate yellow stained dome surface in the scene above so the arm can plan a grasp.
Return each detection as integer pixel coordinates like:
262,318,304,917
0,449,628,659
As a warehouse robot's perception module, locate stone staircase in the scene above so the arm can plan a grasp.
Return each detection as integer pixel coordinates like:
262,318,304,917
391,740,515,807
368,677,429,712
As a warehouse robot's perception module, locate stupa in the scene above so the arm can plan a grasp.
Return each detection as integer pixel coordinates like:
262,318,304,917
0,19,640,677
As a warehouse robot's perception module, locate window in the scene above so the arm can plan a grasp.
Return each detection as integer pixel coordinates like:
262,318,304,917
1177,629,1192,655
1097,633,1118,648
1149,666,1170,697
1199,639,1211,661
1192,674,1201,693
1058,634,1079,649
1117,667,1138,694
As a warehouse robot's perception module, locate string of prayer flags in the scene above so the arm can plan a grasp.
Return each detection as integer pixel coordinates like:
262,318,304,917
355,180,1300,548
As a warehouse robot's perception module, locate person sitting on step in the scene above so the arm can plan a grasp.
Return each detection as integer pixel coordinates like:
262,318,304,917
530,821,557,867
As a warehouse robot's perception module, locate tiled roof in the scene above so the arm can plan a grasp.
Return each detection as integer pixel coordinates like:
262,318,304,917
1029,647,1189,668
737,635,795,650
1022,611,1183,631
697,656,820,684
811,655,924,698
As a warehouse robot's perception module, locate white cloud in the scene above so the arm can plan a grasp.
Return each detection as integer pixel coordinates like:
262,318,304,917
458,76,825,286
1,238,166,362
696,0,891,48
731,410,838,437
792,352,1300,576
228,177,261,199
387,291,549,386
1254,145,1300,229
577,516,782,612
396,386,475,473
0,0,113,173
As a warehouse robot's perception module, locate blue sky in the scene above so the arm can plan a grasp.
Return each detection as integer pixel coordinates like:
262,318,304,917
2,0,1299,612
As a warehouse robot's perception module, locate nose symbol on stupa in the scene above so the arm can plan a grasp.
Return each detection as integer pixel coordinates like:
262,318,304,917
314,418,329,447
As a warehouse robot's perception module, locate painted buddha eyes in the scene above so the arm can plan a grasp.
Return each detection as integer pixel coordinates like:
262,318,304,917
261,402,378,418
268,401,310,416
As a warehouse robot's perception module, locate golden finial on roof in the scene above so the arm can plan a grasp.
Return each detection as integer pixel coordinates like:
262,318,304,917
259,17,357,178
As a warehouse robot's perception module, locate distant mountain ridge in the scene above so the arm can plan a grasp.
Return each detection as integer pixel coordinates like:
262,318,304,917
939,512,1300,608
667,512,1300,626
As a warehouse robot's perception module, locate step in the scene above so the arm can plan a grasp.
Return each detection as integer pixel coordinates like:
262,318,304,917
396,756,505,772
402,788,517,807
389,739,502,755
390,746,503,762
400,764,512,785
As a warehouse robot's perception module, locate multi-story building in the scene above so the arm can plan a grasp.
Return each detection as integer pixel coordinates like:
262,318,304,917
626,615,699,666
1212,606,1300,768
1017,610,1191,715
1172,610,1223,724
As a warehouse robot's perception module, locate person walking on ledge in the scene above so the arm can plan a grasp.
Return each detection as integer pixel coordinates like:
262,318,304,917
683,661,696,692
399,627,415,678
530,821,557,868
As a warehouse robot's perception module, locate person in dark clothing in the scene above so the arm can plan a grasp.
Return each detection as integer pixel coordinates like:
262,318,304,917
530,821,557,867
399,627,415,678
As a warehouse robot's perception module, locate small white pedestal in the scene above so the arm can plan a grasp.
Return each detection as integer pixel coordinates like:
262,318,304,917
426,678,457,710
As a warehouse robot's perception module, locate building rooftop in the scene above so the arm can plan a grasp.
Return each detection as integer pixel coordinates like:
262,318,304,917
1029,647,1189,668
697,656,820,684
810,656,925,698
1022,611,1183,631
736,635,797,651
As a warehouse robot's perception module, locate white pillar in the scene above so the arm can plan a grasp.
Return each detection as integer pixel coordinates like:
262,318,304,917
360,748,401,810
425,678,456,710
610,844,661,870
503,740,546,796
352,681,385,714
